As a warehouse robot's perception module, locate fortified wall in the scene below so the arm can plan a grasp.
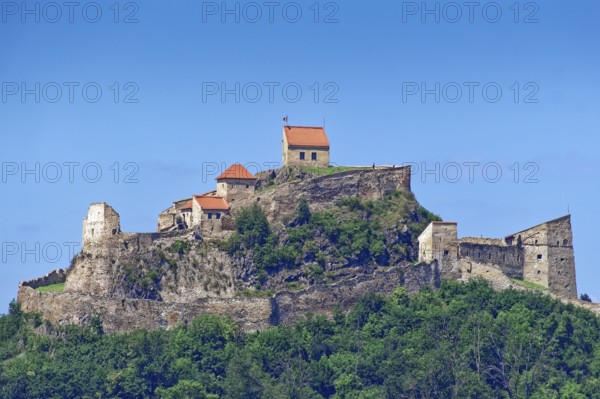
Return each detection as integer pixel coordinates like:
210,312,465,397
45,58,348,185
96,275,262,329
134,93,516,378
418,216,578,298
18,263,437,334
17,167,418,333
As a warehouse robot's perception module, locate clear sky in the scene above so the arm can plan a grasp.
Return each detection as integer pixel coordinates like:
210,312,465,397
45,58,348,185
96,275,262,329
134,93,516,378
1,0,598,310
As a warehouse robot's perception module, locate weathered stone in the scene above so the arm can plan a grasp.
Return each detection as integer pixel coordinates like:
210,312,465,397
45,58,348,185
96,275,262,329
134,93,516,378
418,215,578,299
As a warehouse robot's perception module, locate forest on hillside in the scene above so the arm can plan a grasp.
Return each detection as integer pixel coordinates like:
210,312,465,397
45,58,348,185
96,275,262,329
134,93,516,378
2,279,600,399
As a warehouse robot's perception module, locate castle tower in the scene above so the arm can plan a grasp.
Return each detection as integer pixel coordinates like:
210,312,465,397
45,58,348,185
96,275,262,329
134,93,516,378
506,215,577,298
418,221,459,276
82,203,121,248
215,164,257,204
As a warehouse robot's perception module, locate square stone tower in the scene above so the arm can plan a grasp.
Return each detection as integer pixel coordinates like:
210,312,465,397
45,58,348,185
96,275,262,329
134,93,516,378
82,203,121,248
215,163,257,205
506,215,577,298
418,221,460,276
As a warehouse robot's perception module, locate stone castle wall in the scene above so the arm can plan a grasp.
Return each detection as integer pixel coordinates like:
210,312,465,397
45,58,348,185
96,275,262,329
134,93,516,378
18,284,272,334
509,216,577,298
417,222,460,278
21,269,67,289
458,242,523,280
418,215,578,299
18,264,438,334
16,167,586,336
543,217,577,298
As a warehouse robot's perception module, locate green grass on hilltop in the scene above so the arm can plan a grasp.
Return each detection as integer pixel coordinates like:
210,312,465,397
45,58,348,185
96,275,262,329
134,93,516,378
35,283,65,293
298,165,371,175
510,278,548,291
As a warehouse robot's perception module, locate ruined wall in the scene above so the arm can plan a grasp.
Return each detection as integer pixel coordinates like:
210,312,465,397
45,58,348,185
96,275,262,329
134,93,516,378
417,223,435,262
199,218,224,236
83,203,121,247
19,263,439,334
21,269,67,289
418,222,459,278
418,222,458,263
546,216,577,298
418,215,578,299
158,207,176,232
18,285,272,334
508,215,577,297
514,222,549,287
458,242,523,279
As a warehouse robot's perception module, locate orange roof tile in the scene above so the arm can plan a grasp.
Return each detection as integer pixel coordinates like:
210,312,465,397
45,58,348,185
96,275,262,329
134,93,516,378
193,195,230,211
284,126,330,148
216,163,257,180
177,200,193,210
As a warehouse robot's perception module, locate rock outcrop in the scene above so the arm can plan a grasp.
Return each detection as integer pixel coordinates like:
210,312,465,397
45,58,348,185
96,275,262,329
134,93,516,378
16,165,596,334
17,167,428,334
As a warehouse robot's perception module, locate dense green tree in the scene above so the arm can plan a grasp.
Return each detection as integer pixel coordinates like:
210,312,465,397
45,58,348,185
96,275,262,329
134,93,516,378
2,280,600,398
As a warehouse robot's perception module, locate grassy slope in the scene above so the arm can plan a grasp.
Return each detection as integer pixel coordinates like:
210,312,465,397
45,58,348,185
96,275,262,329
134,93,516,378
35,283,65,293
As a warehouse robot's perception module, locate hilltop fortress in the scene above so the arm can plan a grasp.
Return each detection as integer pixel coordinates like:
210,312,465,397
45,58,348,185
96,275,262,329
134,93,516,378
17,125,596,333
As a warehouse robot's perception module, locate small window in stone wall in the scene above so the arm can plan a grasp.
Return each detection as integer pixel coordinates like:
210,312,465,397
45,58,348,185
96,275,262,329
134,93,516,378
112,229,117,235
300,152,305,160
91,229,94,236
246,185,250,189
444,250,449,256
537,254,542,261
312,152,317,160
563,239,568,246
216,213,221,219
208,213,212,220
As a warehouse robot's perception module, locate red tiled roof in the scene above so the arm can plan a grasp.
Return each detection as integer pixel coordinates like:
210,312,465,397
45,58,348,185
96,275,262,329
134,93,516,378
284,126,330,148
216,163,257,180
178,200,193,210
193,195,230,211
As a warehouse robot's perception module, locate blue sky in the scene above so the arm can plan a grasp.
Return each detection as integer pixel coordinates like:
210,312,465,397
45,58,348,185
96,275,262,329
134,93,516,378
1,0,599,310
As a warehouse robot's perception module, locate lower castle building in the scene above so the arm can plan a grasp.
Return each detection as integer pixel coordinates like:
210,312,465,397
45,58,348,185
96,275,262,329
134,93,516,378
418,215,577,298
157,163,257,233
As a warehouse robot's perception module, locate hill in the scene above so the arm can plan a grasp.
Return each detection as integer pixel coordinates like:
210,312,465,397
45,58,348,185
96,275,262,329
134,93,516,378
2,280,600,398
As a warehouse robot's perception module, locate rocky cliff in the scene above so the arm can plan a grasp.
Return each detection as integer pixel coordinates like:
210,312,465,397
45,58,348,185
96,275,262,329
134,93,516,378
18,165,595,333
18,166,440,333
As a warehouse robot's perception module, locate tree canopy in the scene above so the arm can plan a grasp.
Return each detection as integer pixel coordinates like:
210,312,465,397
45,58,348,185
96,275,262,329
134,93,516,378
2,280,600,398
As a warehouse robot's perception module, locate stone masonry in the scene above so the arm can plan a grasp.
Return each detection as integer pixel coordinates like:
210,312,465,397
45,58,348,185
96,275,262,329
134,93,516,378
418,215,578,299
